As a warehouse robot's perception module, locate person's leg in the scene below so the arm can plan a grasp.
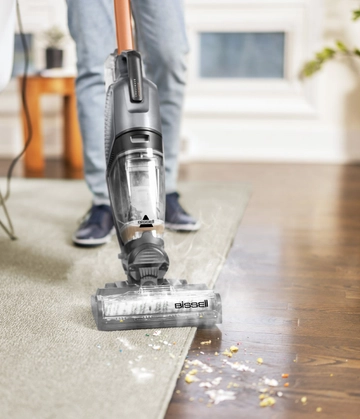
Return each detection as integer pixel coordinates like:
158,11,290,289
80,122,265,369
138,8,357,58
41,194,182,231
67,0,116,205
131,0,199,230
131,0,189,194
67,0,116,245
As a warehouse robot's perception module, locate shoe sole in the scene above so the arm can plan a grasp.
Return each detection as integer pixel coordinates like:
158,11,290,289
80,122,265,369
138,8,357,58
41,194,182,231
165,221,201,232
72,227,116,247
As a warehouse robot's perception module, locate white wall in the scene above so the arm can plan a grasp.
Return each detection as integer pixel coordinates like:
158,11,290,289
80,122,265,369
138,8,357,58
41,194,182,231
1,0,360,163
182,0,360,162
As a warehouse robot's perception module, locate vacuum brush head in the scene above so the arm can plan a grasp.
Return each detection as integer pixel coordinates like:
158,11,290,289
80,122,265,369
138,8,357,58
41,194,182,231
91,281,222,331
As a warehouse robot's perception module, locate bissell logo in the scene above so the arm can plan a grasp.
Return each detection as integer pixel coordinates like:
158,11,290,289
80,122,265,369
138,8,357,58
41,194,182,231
138,215,154,227
175,300,208,309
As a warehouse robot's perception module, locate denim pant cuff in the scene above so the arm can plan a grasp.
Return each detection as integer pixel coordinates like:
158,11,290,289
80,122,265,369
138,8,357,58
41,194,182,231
93,197,111,206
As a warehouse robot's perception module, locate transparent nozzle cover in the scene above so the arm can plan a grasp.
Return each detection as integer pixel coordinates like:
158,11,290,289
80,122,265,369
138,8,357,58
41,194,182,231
99,288,220,318
108,150,165,243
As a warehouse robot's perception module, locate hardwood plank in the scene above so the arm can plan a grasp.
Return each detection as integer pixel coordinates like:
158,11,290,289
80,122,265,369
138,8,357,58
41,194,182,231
166,163,360,418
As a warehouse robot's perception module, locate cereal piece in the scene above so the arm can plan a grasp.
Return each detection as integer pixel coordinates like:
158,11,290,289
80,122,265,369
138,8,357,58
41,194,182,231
316,407,322,413
264,378,278,387
176,390,180,394
259,397,276,407
189,397,195,402
201,340,212,345
185,374,199,384
230,345,239,353
189,369,198,375
257,358,263,365
301,396,307,404
259,394,268,400
277,392,283,397
282,373,289,378
222,349,233,358
284,382,289,387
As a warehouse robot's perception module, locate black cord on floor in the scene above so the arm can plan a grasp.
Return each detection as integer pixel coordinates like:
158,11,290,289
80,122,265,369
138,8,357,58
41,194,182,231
0,0,33,240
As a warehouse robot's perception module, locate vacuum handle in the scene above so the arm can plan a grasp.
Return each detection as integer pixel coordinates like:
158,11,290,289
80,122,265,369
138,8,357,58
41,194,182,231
114,0,134,53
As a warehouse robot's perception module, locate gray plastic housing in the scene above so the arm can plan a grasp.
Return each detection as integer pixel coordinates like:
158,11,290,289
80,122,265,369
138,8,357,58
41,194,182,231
104,51,163,167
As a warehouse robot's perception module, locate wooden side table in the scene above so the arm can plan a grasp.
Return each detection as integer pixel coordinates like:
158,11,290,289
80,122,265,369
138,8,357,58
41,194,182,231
18,75,83,172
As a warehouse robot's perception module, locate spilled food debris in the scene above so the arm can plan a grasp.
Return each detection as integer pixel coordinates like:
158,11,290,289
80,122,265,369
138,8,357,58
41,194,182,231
224,361,255,373
205,389,236,405
199,377,222,388
186,359,213,373
185,374,200,384
222,349,233,358
148,344,161,350
259,397,276,408
264,378,279,387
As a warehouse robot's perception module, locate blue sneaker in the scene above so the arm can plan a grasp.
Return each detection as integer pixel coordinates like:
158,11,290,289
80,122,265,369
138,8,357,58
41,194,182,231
73,204,115,246
165,192,201,232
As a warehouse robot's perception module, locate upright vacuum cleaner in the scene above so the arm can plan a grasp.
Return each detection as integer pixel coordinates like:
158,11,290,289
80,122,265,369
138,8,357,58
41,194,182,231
91,0,222,331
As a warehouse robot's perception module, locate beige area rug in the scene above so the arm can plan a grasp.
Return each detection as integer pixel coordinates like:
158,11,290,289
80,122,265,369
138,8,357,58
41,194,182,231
0,179,250,419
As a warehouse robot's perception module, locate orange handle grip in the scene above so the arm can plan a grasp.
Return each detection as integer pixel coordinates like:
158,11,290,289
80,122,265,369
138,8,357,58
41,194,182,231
114,0,134,54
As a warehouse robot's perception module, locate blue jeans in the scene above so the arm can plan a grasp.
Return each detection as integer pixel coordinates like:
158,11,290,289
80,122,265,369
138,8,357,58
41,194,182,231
66,0,189,205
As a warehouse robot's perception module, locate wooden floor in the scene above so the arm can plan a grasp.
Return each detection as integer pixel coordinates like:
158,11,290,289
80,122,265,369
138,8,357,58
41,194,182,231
1,160,360,418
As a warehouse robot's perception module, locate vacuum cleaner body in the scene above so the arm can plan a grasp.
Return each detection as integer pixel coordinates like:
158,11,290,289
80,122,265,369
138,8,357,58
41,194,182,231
90,1,222,331
104,50,169,286
91,50,222,330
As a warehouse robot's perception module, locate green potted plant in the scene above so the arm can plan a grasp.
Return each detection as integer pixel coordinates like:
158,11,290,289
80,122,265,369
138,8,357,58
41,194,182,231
302,9,360,77
43,26,66,69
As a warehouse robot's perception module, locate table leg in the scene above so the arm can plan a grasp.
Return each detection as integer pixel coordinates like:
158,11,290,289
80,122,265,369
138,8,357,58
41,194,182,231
63,93,83,170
